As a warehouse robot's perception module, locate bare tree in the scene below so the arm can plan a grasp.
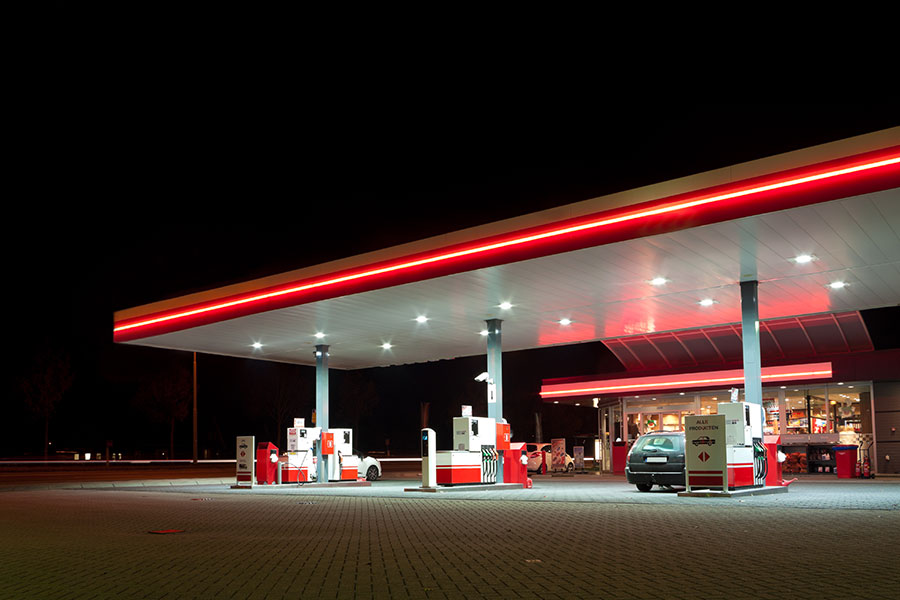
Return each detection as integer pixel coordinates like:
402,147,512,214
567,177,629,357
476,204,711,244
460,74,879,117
335,371,379,444
20,347,73,458
135,364,191,459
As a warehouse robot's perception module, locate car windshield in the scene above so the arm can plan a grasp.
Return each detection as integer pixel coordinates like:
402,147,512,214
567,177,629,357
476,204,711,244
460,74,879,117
632,435,679,452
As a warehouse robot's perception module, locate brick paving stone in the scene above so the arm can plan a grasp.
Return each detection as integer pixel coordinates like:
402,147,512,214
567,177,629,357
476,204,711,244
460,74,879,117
1,479,898,599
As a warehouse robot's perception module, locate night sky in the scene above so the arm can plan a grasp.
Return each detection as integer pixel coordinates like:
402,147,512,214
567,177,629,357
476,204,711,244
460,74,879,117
6,9,898,458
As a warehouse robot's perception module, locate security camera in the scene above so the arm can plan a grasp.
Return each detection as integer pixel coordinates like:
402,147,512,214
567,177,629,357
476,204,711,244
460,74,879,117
474,371,490,382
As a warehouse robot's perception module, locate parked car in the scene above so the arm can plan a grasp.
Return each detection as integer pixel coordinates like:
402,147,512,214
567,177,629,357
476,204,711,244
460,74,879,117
625,431,685,492
355,450,382,481
525,443,574,472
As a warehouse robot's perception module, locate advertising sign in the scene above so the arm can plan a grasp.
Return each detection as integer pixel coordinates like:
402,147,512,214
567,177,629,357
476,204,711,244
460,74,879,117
235,435,255,487
684,415,726,491
551,438,567,471
573,446,584,471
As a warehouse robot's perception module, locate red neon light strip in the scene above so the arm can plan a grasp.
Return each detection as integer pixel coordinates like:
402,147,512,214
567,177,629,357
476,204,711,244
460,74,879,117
115,152,900,338
540,364,832,397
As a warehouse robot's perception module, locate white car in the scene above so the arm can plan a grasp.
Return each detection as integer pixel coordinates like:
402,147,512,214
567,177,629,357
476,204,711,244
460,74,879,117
303,451,382,481
355,450,382,481
526,443,574,472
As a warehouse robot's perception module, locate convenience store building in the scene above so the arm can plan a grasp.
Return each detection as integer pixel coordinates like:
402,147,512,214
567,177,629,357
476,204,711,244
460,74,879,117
541,317,900,475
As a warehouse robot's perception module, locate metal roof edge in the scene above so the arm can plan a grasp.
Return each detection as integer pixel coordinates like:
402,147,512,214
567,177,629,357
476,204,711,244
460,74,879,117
115,127,900,324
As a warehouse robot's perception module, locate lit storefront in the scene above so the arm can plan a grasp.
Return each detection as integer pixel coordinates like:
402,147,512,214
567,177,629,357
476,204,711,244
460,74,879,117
622,382,870,439
540,354,900,475
619,382,873,475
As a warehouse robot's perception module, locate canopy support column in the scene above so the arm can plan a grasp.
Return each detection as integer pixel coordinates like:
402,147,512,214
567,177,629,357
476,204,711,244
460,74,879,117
486,318,504,483
315,344,329,484
740,281,764,423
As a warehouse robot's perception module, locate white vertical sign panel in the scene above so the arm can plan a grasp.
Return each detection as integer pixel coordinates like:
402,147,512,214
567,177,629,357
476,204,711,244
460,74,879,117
684,415,726,491
236,435,255,487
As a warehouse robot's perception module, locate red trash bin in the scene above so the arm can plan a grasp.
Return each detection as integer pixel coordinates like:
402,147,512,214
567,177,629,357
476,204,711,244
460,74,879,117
256,442,279,485
833,445,858,479
612,441,627,474
503,442,528,487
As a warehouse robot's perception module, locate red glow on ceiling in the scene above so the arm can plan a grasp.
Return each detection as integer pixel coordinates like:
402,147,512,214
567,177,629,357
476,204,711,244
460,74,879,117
114,148,900,342
540,362,833,398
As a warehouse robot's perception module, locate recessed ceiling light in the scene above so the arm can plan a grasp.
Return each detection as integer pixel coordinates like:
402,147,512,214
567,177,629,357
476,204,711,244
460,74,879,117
553,401,559,404
698,298,716,307
251,342,262,349
828,281,847,289
314,332,325,339
415,315,428,323
559,318,572,326
499,301,513,310
574,402,580,406
381,343,392,350
649,277,669,286
793,254,815,264
479,329,489,336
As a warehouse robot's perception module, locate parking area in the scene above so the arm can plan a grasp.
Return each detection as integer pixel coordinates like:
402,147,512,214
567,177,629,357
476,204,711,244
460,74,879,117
1,474,898,599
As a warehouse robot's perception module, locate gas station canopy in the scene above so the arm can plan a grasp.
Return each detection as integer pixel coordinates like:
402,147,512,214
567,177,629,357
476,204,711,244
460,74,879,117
114,129,900,370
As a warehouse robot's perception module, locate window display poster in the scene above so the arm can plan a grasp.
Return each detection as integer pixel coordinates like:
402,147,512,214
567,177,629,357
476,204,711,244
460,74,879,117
551,438,567,471
573,446,584,470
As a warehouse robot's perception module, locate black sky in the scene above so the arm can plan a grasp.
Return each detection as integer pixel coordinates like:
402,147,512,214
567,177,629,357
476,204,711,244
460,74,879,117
6,6,899,457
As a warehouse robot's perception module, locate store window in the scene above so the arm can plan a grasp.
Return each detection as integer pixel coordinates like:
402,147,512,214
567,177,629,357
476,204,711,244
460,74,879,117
661,413,682,431
785,390,809,434
807,388,828,433
699,394,721,415
763,396,779,435
829,386,864,433
642,413,661,433
626,414,640,441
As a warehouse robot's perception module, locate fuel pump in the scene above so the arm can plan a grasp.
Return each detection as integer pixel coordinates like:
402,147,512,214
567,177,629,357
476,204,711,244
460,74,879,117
421,428,436,488
325,428,358,481
717,402,764,489
285,426,320,482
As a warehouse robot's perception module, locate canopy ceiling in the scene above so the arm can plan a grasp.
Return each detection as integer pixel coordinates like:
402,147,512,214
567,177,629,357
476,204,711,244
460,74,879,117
114,130,900,370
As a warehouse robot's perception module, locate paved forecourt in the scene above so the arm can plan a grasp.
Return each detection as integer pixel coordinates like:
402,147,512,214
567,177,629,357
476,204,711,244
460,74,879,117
2,476,899,600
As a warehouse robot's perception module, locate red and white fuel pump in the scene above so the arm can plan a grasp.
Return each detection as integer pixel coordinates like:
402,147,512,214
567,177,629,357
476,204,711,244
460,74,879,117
326,428,359,481
718,401,767,489
284,426,320,482
434,416,498,485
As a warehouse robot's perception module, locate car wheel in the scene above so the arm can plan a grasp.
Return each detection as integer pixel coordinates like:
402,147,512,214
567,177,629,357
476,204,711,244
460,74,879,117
366,465,379,481
636,483,653,492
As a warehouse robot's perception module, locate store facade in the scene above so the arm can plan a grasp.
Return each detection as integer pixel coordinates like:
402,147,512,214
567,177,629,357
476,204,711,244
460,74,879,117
619,381,873,474
542,349,900,476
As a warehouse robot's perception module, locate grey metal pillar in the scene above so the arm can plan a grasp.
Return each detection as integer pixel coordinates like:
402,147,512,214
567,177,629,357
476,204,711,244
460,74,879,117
315,344,329,484
486,318,504,483
598,406,605,474
740,281,764,418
